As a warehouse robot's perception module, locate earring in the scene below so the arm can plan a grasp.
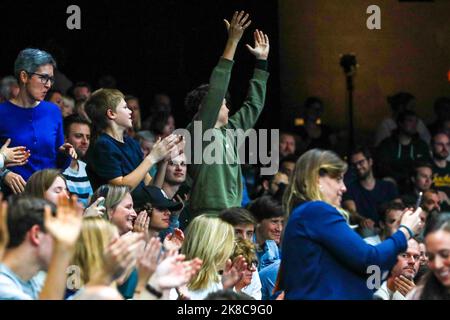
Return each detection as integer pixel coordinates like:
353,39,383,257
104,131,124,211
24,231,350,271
319,184,323,191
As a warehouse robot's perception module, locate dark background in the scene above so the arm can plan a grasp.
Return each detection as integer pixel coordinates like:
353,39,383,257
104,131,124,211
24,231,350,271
0,0,280,129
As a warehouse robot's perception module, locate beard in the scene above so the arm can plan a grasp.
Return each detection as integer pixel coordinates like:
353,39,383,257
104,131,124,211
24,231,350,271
433,152,449,160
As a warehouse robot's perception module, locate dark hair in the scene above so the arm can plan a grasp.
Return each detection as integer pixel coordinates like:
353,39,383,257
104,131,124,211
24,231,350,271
280,154,298,166
44,89,62,102
63,114,91,137
350,145,372,160
419,213,450,300
378,201,405,224
410,161,433,179
6,196,56,248
219,207,256,227
184,84,231,118
248,196,284,222
387,92,415,113
148,111,173,136
73,81,92,92
431,131,450,145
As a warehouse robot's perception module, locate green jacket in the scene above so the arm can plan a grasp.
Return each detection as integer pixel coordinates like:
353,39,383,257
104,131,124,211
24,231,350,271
187,58,269,216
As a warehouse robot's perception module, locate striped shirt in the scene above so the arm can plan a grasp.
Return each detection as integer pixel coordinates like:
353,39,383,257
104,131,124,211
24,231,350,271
63,160,93,207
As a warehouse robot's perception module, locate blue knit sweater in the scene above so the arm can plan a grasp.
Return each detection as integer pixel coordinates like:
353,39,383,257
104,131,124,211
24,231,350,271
0,100,70,181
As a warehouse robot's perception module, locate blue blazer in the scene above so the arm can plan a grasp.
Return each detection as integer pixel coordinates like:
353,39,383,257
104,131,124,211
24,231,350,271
281,201,407,300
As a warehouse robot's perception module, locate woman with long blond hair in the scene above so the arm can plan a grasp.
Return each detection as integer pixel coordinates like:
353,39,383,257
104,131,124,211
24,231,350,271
279,149,423,299
176,214,245,300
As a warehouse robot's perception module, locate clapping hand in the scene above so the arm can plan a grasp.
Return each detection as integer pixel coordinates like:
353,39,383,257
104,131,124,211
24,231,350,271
221,255,247,290
83,197,106,218
44,194,83,250
163,228,185,252
0,138,30,167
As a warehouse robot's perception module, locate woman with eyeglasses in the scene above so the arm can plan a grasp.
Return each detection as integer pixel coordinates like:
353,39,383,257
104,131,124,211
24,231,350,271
0,48,77,195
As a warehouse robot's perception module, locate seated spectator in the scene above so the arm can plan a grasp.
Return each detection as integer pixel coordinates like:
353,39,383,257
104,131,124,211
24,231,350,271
177,214,246,300
147,111,175,140
279,155,297,182
428,97,450,136
373,238,421,300
61,95,75,118
25,169,69,205
259,259,280,300
70,81,92,102
293,96,336,151
69,217,143,299
219,207,262,299
401,162,434,208
343,146,399,234
62,115,94,207
414,240,429,284
132,185,183,241
364,201,405,245
230,239,260,300
90,184,136,236
125,95,142,137
279,132,296,158
0,76,20,102
252,171,288,202
421,189,441,218
152,152,191,231
219,207,256,242
376,110,431,192
430,131,450,209
408,213,450,300
375,92,430,146
248,196,284,270
0,48,77,194
0,195,82,300
84,88,181,194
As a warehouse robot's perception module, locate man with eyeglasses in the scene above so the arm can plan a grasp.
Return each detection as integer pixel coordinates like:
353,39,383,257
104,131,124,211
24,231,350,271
0,48,77,196
342,146,399,236
373,238,421,300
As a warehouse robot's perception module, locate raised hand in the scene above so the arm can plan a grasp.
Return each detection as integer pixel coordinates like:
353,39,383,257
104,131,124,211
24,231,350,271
224,11,252,43
44,194,83,249
0,138,30,167
221,255,247,290
83,197,106,218
246,29,270,60
163,228,185,252
59,143,78,160
0,194,8,260
133,210,150,240
4,171,26,194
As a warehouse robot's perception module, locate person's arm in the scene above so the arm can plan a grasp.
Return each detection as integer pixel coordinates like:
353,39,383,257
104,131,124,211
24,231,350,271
0,195,8,260
152,160,168,188
100,135,180,191
193,11,251,132
55,115,74,170
342,200,375,229
39,195,83,300
303,202,408,274
228,30,270,132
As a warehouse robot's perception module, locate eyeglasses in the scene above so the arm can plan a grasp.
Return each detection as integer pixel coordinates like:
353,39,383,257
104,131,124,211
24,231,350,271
27,72,55,86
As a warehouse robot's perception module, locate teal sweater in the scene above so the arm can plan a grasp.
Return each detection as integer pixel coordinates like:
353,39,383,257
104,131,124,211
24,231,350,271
187,58,269,216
